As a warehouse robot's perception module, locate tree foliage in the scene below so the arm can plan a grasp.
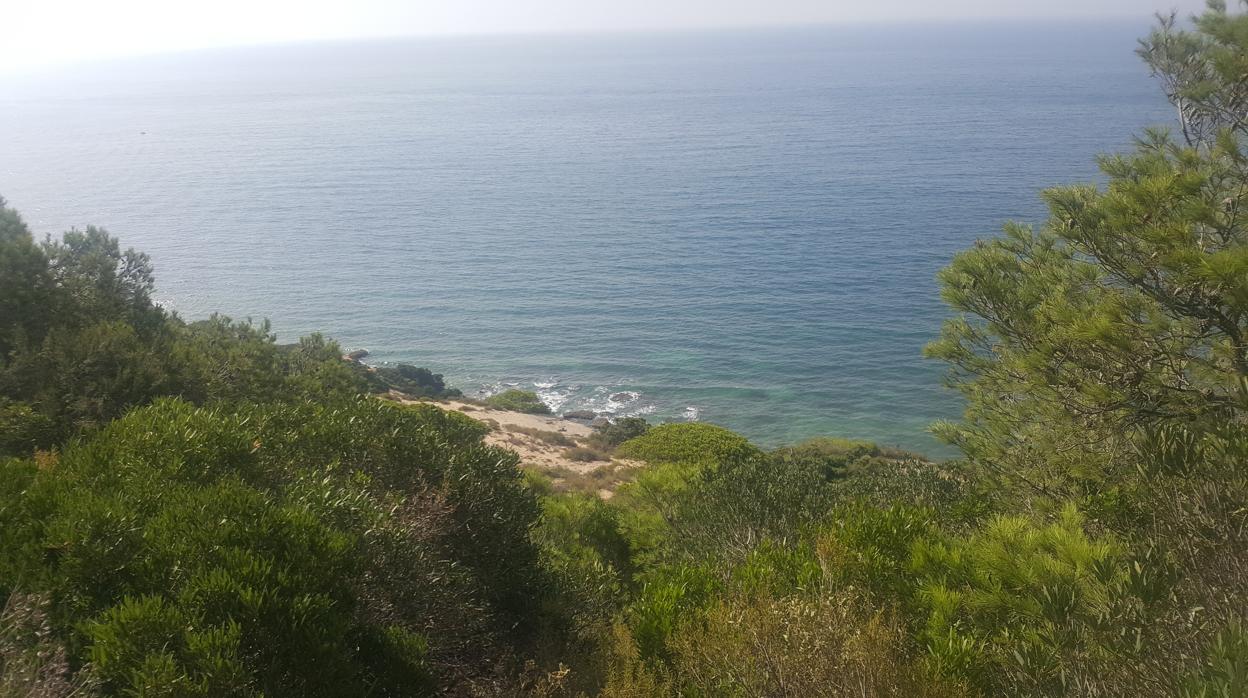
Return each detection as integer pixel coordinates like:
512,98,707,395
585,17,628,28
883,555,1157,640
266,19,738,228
485,389,552,414
919,1,1248,691
0,203,368,457
367,363,462,398
0,398,548,695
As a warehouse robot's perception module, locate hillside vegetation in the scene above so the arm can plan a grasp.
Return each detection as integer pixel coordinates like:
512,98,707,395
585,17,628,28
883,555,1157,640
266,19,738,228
2,5,1247,696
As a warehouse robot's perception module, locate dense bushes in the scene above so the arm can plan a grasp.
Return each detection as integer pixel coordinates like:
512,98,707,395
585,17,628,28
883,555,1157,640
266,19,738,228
912,3,1248,690
485,389,551,414
0,199,575,695
366,363,462,399
0,397,550,695
0,202,368,458
169,316,365,405
0,210,171,451
587,417,651,451
615,422,759,466
912,508,1163,695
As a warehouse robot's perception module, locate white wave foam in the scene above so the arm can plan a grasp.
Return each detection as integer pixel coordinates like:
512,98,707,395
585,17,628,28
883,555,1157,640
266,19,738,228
682,406,700,421
477,382,504,398
476,378,653,419
575,388,646,416
535,386,572,413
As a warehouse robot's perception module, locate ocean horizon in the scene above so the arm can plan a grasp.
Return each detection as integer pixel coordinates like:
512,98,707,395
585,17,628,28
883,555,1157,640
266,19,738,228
0,20,1176,455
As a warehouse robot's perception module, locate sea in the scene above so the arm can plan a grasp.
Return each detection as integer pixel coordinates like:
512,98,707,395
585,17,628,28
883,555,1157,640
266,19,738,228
0,21,1176,455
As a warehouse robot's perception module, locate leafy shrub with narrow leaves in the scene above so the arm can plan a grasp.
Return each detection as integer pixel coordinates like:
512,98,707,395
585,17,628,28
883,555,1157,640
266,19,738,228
533,494,634,619
171,316,367,406
661,592,967,698
368,364,462,398
0,397,548,695
1182,620,1248,698
814,502,941,607
912,506,1170,695
770,437,878,474
626,564,721,662
485,389,551,414
615,423,759,467
588,417,652,450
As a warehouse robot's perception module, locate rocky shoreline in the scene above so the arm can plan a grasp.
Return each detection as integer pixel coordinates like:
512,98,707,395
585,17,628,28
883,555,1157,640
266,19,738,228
346,349,645,430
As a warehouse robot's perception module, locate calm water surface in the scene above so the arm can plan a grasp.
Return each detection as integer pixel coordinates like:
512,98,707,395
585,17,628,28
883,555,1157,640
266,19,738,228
0,22,1175,453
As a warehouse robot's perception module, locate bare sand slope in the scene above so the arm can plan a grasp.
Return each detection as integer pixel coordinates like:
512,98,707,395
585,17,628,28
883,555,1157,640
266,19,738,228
395,397,642,498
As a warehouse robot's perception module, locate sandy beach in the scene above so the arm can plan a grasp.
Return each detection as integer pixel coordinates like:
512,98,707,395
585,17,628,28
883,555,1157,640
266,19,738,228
396,397,642,498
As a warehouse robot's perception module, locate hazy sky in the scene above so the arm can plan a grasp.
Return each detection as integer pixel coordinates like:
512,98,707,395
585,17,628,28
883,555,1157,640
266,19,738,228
2,0,1210,73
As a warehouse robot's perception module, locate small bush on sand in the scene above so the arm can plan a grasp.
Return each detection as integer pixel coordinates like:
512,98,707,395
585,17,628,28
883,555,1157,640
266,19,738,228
564,446,610,463
486,390,552,414
588,417,652,451
616,423,759,467
509,425,577,448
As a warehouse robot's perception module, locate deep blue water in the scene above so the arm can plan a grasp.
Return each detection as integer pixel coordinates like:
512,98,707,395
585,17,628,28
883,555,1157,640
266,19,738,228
0,22,1175,454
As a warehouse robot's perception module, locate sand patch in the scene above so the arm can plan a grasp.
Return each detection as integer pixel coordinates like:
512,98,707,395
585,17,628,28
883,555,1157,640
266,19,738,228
396,397,642,497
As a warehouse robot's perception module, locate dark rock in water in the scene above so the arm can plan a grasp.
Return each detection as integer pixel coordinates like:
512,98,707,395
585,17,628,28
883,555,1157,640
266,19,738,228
563,410,597,421
382,364,460,398
590,416,612,429
610,392,637,402
345,349,369,361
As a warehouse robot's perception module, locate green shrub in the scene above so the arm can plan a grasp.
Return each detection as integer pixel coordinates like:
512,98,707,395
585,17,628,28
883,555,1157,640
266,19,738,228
0,397,547,695
769,436,878,480
653,447,836,563
612,460,708,567
834,457,983,519
911,506,1165,695
0,400,54,457
588,417,652,450
485,389,551,414
564,446,609,462
171,316,366,404
616,423,759,467
359,625,434,696
628,564,720,662
611,434,845,566
728,540,822,598
534,494,633,630
370,364,462,399
776,436,878,460
0,200,371,454
31,319,173,436
85,594,253,696
815,502,941,605
168,316,284,403
1182,619,1248,698
662,592,965,698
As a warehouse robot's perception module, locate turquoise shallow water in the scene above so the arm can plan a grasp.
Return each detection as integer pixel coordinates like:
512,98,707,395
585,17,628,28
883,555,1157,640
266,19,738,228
0,22,1174,454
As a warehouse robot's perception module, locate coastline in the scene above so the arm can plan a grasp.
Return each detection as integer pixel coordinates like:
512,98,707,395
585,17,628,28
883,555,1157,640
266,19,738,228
394,394,644,499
